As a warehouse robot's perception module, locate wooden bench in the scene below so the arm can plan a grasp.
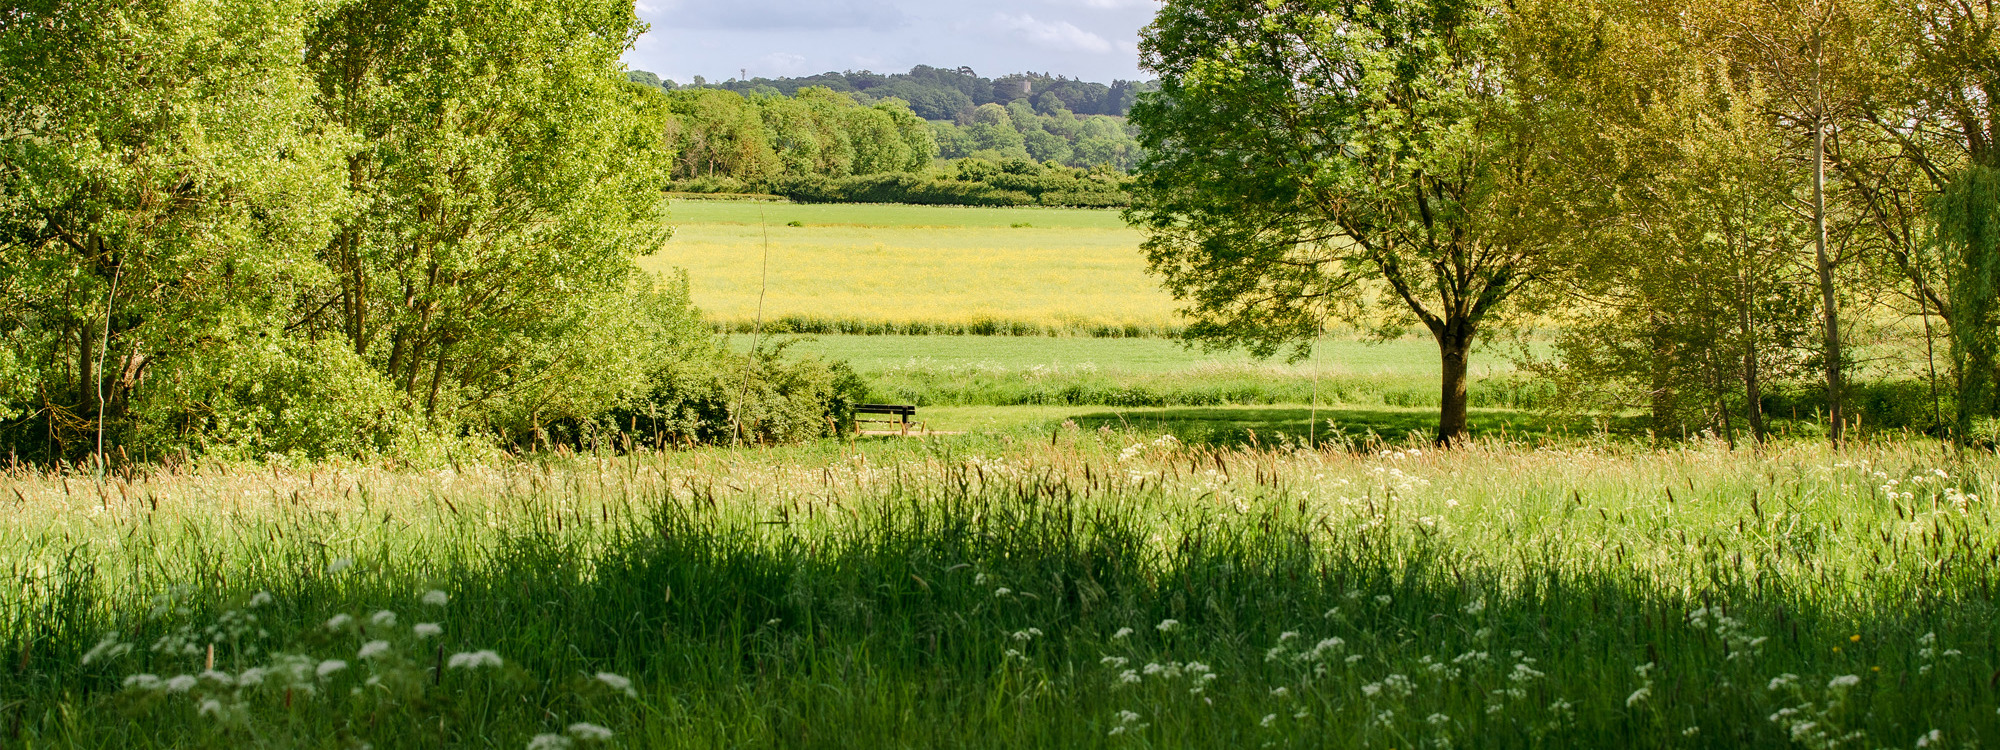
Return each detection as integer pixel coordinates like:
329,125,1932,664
854,403,919,435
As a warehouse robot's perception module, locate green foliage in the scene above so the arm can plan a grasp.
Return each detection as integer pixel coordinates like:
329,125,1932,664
0,0,348,460
666,64,1154,119
1130,0,1572,443
775,158,1131,207
1936,166,2000,438
0,0,860,462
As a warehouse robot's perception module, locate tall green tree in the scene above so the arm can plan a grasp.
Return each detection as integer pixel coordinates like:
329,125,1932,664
1128,0,1573,444
1864,0,2000,440
306,0,675,433
0,0,347,460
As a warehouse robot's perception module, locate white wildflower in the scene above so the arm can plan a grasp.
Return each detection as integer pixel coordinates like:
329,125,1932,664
248,591,273,608
1683,726,1699,736
80,634,131,665
1101,656,1129,668
371,610,397,628
1116,710,1140,724
414,623,443,639
1626,686,1651,707
595,672,636,697
237,668,265,687
197,699,222,717
1260,714,1277,728
327,558,352,574
447,650,503,669
1768,674,1799,691
1428,713,1450,726
1917,729,1943,748
1156,619,1181,633
123,674,163,691
199,670,234,685
1827,674,1860,689
1462,598,1486,616
1278,631,1299,642
325,614,354,631
1116,669,1140,685
993,587,1012,597
422,590,450,607
358,640,391,660
1111,627,1134,640
567,723,613,741
525,734,572,750
316,660,347,678
164,674,197,693
1271,686,1290,697
1375,595,1392,605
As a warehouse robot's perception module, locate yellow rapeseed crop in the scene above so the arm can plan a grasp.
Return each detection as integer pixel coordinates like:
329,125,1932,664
643,200,1180,331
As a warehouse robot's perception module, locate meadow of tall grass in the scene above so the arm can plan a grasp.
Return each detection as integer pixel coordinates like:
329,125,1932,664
4,431,1995,747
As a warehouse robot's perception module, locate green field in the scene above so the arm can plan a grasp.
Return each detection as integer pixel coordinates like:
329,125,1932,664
6,437,1995,747
649,200,1179,334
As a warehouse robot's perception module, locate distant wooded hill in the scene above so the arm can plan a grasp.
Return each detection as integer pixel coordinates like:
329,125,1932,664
625,65,1155,120
627,66,1152,205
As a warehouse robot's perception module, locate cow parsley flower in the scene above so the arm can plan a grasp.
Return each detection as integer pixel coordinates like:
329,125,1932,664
567,723,613,741
1156,619,1181,633
525,734,572,750
358,640,391,660
414,623,443,639
1111,627,1134,640
596,672,636,697
421,590,449,607
447,650,504,669
370,610,397,628
316,660,347,678
325,614,354,631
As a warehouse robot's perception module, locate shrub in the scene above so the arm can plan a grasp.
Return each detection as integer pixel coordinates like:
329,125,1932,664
609,343,868,447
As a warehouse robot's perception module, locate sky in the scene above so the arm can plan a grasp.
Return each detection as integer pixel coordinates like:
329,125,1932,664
623,0,1162,86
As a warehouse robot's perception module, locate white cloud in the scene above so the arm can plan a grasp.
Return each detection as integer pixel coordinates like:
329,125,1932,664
993,13,1115,54
756,52,810,77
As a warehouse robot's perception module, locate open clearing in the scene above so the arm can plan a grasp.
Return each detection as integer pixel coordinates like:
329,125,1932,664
648,200,1178,332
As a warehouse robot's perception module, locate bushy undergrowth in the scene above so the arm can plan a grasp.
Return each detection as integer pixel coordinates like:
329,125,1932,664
774,158,1131,207
3,437,1996,747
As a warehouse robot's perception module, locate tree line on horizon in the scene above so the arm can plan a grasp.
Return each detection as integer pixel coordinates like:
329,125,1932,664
644,74,1144,205
626,65,1155,121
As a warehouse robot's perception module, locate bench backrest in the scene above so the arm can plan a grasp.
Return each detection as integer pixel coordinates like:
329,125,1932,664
855,403,917,416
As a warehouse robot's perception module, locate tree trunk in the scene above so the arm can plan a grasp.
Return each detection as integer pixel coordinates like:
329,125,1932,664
1436,321,1474,446
1648,312,1676,438
1815,122,1845,445
1738,273,1765,443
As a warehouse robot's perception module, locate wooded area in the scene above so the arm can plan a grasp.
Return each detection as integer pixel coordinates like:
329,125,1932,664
1129,0,2000,446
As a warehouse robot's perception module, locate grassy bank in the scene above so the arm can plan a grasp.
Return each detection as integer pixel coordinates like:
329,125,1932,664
3,435,1995,747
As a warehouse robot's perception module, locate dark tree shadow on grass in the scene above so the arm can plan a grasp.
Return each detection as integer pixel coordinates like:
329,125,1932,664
1065,405,1648,448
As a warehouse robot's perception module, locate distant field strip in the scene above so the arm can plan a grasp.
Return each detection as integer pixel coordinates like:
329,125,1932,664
646,200,1180,334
